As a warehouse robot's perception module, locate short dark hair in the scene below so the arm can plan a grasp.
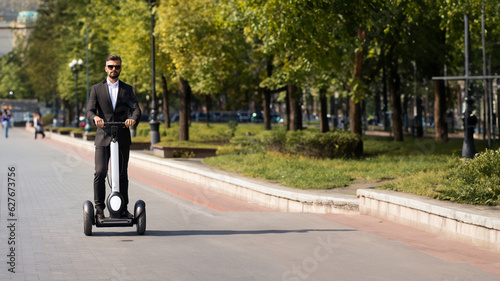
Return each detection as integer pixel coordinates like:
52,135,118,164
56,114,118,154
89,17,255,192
106,54,121,63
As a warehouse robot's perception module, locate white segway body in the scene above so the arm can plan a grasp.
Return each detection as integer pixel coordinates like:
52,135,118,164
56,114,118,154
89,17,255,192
83,122,146,235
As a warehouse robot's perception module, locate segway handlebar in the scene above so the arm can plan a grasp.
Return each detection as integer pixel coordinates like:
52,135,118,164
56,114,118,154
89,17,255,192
103,121,127,127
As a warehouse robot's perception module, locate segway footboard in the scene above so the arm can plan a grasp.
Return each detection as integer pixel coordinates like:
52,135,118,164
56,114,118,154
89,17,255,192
96,217,134,227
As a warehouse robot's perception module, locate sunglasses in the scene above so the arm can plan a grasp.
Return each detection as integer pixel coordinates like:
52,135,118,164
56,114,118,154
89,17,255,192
107,65,121,70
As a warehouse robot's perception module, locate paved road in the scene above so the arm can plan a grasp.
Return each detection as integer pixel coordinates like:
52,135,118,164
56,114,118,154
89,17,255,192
0,128,499,281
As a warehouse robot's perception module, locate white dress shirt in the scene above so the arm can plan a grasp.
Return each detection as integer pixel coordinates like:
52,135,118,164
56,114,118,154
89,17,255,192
107,79,119,110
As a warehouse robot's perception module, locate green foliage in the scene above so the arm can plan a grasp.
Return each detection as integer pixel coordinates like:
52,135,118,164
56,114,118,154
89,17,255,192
157,0,248,96
215,126,363,159
205,152,354,189
208,131,500,202
55,127,84,134
0,49,31,98
134,122,236,143
232,0,349,91
265,129,362,158
436,149,500,206
155,140,218,148
227,120,238,137
42,113,53,125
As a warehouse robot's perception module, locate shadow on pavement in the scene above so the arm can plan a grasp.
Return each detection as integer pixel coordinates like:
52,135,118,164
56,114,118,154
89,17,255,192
88,228,356,237
148,229,356,236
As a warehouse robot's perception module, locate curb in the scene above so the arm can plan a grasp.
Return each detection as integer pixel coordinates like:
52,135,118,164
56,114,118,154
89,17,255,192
358,189,500,252
130,151,360,214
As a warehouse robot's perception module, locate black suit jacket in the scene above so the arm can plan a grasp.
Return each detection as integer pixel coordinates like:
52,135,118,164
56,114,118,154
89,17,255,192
86,79,141,147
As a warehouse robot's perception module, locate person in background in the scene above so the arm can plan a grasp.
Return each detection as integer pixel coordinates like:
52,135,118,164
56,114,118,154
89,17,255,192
2,110,11,138
34,113,45,139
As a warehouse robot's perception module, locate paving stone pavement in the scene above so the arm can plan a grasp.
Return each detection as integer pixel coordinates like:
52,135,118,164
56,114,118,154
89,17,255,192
0,128,226,280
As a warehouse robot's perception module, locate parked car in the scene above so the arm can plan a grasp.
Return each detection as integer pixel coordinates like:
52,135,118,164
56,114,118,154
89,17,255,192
170,113,179,122
237,111,251,123
158,113,165,122
271,112,282,123
221,112,239,122
251,112,264,123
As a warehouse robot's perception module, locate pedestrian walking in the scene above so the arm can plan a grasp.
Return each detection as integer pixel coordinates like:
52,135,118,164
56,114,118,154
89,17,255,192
2,110,11,138
34,113,45,139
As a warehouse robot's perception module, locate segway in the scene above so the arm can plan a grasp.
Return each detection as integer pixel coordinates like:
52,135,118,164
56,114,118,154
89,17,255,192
83,121,146,236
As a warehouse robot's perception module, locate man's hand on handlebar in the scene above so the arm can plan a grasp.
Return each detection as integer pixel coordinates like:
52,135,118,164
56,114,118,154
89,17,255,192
124,119,136,128
94,116,105,128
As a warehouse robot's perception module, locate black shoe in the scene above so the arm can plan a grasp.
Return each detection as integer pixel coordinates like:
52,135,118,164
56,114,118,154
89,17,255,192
121,210,133,218
96,208,105,219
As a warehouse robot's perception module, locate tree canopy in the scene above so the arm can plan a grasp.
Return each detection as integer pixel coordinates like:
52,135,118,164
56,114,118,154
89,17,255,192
2,0,500,141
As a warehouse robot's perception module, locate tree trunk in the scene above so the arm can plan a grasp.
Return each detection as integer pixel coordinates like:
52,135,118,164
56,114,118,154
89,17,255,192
63,99,72,126
161,74,170,128
382,66,390,132
263,89,271,130
178,77,191,141
350,97,362,135
433,27,448,142
343,96,349,131
319,88,329,133
205,94,212,126
350,28,364,136
415,97,424,137
434,79,448,142
387,59,404,141
403,93,409,132
288,84,302,131
285,89,290,131
498,90,500,140
329,95,337,129
374,89,381,126
263,57,273,130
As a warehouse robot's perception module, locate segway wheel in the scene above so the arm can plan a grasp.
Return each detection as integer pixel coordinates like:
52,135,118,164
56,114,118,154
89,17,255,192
83,200,94,236
136,210,146,235
134,200,146,235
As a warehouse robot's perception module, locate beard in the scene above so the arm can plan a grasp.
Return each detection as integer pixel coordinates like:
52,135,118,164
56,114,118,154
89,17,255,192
108,72,120,79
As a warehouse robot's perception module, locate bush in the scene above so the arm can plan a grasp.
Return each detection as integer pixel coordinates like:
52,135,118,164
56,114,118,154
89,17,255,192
42,113,53,125
216,133,267,155
437,149,500,205
267,129,363,159
136,125,150,138
228,120,238,137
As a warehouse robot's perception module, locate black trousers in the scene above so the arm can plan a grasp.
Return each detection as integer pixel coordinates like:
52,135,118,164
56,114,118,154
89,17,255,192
93,144,130,211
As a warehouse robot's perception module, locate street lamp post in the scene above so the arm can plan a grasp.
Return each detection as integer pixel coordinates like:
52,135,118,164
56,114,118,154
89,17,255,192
147,0,160,148
69,59,83,128
462,14,476,159
85,25,91,134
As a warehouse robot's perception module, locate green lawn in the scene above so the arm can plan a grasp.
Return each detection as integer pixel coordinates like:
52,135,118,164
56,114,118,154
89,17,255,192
203,136,474,191
204,133,498,205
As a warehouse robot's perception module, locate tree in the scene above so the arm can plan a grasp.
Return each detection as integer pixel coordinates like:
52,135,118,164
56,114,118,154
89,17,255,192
373,1,407,141
234,0,347,131
0,50,31,98
157,0,248,139
24,0,66,103
26,0,110,122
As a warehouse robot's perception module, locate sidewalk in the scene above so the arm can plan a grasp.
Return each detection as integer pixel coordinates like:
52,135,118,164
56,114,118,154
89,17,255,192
38,127,500,252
